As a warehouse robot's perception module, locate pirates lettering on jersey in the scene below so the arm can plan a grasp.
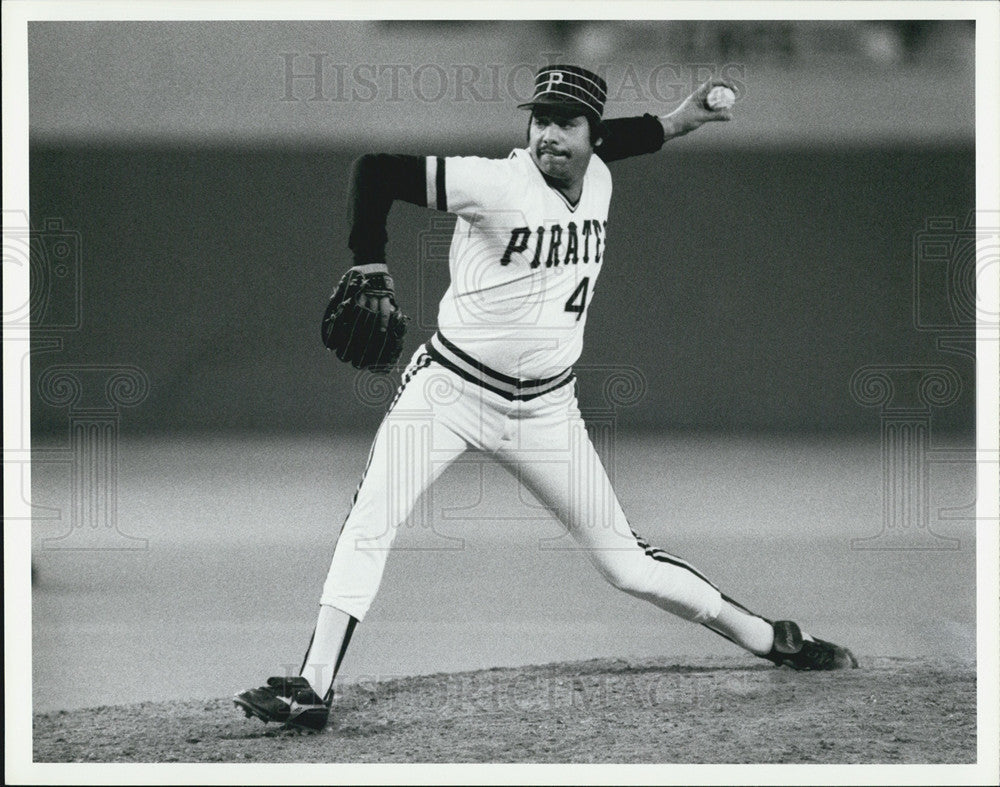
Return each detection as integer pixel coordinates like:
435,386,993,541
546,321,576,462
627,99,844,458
499,220,608,267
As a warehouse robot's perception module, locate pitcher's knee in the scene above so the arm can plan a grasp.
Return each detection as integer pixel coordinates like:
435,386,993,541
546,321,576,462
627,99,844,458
593,552,723,624
595,559,650,597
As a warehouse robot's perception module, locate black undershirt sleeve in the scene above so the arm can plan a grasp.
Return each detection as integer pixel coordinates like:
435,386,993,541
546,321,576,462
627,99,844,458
596,114,666,163
348,153,426,265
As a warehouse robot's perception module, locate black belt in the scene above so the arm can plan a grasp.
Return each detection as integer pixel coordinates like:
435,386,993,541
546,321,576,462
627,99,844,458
427,332,575,402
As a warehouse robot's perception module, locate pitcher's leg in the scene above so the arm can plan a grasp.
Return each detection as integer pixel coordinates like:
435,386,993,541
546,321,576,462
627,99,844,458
533,424,855,668
303,362,470,699
496,412,781,655
319,389,470,621
494,414,723,623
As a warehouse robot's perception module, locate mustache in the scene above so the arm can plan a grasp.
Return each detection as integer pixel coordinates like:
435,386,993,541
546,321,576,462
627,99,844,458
537,143,568,155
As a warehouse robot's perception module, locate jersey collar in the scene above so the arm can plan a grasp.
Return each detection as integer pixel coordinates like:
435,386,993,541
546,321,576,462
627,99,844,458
514,147,591,212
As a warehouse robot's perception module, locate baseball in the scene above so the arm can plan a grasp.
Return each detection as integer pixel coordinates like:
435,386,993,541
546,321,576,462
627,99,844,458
706,85,736,111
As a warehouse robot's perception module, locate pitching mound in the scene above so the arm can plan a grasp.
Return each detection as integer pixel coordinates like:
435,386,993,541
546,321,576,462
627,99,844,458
33,656,974,764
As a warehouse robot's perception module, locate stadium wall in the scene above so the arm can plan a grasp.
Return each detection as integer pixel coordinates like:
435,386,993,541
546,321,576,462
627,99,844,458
28,141,975,434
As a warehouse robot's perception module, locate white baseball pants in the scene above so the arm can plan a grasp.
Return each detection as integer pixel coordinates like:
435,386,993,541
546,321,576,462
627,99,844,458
320,340,724,625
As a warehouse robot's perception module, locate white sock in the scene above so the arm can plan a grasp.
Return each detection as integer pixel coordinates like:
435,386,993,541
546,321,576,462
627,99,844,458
300,604,353,698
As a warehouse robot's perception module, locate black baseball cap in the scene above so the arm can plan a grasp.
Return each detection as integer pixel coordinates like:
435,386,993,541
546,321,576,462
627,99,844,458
517,65,608,121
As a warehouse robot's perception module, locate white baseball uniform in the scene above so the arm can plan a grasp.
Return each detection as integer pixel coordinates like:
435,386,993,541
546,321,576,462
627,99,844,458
237,75,853,724
319,148,725,627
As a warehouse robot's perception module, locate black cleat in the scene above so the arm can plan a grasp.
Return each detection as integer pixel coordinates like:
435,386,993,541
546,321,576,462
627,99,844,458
233,676,331,731
762,620,858,670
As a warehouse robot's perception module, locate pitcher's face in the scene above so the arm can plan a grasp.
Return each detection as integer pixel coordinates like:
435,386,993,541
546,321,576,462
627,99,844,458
528,111,594,188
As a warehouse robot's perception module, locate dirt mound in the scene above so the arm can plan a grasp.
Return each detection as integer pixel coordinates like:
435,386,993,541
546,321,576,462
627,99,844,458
32,656,974,764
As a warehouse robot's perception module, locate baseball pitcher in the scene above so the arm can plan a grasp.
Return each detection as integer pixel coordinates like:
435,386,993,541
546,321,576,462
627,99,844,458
235,65,856,732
